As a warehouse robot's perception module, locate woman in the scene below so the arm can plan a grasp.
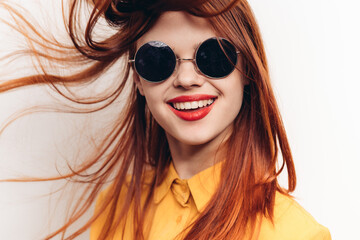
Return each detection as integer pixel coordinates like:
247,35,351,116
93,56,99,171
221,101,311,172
0,0,331,239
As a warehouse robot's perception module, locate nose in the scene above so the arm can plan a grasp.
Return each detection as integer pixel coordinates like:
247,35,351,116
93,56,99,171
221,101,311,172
172,59,205,89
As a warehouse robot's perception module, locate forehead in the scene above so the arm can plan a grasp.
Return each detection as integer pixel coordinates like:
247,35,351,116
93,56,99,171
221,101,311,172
137,11,216,49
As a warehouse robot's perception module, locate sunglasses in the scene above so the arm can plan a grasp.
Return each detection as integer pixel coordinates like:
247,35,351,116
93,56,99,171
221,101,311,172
129,37,240,83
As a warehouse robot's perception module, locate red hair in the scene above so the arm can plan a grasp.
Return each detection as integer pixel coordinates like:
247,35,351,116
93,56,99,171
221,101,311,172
0,0,296,239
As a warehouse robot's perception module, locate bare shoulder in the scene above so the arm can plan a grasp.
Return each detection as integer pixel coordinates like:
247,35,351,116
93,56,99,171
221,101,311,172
258,192,331,240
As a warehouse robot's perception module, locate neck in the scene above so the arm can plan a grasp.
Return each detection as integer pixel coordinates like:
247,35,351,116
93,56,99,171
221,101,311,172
166,134,228,179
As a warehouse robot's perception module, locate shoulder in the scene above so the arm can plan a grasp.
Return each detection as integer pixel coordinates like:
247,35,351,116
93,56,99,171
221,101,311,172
258,192,331,240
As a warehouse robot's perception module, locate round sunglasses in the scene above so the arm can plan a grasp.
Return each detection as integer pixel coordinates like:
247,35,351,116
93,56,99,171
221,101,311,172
129,37,240,83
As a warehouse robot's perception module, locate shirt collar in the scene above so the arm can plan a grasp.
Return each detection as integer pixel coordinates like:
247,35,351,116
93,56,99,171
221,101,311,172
154,161,222,212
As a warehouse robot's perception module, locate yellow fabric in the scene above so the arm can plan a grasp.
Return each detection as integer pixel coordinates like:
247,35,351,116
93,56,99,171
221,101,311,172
91,162,331,240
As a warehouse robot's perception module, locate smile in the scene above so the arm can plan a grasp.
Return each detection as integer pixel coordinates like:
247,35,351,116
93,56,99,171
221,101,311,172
172,99,214,111
167,94,217,121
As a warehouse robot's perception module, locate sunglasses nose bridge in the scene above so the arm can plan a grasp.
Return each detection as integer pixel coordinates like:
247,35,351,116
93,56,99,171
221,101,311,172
177,58,195,66
173,58,205,87
178,58,195,62
176,58,201,75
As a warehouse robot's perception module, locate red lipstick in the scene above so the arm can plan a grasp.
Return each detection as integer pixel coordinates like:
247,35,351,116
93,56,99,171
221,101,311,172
167,94,217,103
167,94,217,121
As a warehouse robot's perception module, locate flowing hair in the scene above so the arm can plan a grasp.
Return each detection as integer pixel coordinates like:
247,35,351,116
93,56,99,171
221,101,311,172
0,0,296,239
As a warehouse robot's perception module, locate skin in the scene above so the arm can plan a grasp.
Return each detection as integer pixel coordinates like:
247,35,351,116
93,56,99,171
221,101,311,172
134,11,246,179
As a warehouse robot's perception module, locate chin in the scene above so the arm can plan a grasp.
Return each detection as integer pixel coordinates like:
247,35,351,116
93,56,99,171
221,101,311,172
172,133,218,146
179,138,209,146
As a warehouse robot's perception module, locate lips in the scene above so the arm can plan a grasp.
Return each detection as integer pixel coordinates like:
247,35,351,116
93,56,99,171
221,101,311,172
167,94,217,121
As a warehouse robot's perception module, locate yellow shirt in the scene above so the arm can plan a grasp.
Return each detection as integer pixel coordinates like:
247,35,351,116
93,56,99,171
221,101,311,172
91,162,331,240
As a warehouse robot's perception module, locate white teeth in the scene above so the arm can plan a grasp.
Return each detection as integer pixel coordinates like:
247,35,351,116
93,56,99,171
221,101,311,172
185,102,191,109
198,101,204,108
180,102,185,110
172,99,215,110
190,101,198,109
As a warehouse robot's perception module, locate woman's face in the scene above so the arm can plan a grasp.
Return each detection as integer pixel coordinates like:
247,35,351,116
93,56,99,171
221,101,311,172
134,11,245,146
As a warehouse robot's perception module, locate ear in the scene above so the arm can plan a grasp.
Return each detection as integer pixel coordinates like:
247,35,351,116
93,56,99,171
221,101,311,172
133,73,145,96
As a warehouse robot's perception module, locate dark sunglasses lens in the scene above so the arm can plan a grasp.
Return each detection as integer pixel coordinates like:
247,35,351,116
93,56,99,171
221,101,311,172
134,41,176,82
196,38,237,78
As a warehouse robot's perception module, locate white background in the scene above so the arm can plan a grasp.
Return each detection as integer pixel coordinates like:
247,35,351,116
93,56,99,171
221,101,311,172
0,0,359,239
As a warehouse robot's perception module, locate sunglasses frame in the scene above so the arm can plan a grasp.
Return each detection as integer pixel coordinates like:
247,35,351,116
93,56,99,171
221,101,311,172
129,37,240,83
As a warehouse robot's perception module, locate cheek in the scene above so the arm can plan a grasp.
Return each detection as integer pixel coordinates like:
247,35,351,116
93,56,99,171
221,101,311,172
141,85,167,119
140,82,161,105
222,76,245,116
218,73,244,101
143,93,160,113
227,88,244,119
